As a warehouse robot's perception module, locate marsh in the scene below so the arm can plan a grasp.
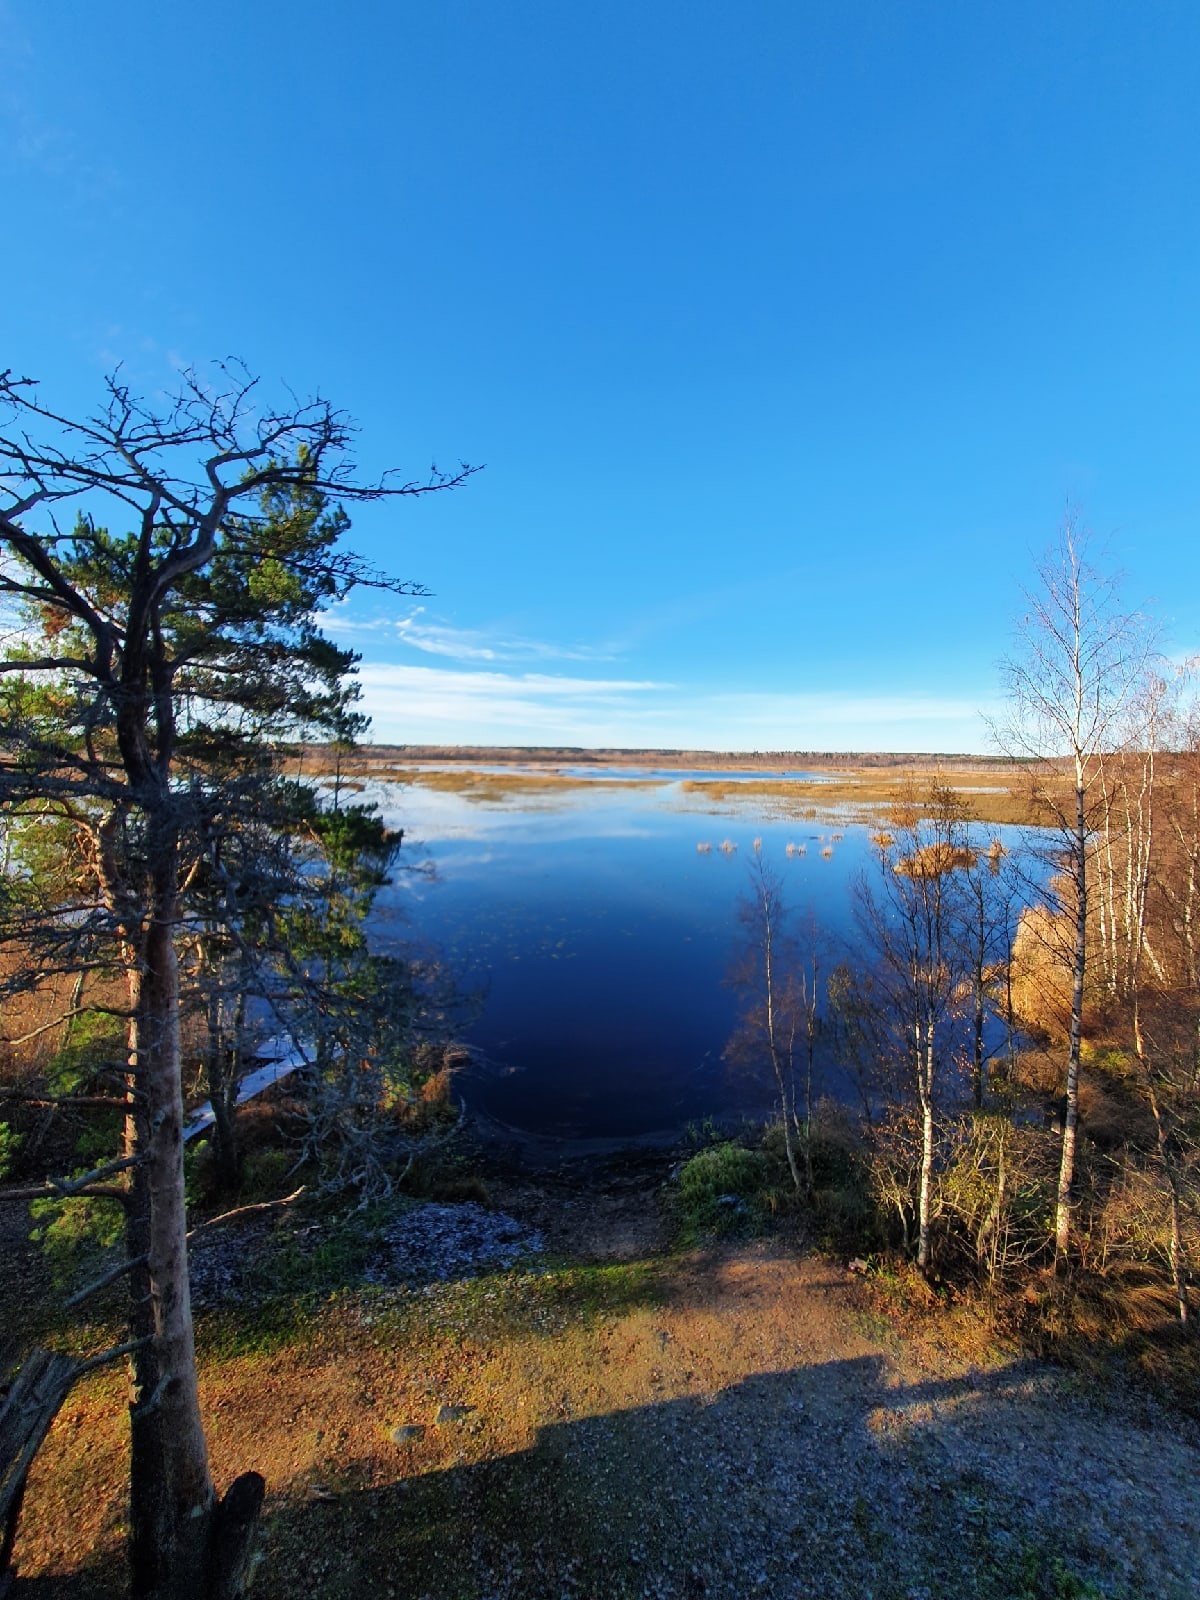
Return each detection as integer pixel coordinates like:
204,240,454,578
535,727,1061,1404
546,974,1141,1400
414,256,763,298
350,763,1024,1145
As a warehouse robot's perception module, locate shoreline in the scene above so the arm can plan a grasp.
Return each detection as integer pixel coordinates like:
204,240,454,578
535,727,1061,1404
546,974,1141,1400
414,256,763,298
294,744,1051,827
460,1099,768,1173
296,741,1024,772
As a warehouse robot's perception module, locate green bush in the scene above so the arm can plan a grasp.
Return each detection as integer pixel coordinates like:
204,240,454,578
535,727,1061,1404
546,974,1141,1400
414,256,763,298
810,1173,878,1254
30,1190,125,1290
0,1120,20,1181
759,1122,801,1188
760,1113,877,1252
682,1115,722,1149
677,1142,768,1236
46,1011,126,1095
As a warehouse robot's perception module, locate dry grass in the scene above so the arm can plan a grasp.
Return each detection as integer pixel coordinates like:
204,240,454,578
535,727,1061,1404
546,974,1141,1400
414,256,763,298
677,771,1054,827
349,767,646,804
12,1250,865,1591
14,1229,1200,1599
1044,1266,1200,1412
291,748,1060,827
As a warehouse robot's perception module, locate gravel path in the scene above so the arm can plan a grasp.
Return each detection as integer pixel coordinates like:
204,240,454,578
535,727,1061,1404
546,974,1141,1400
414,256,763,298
14,1225,1200,1598
250,1245,1200,1600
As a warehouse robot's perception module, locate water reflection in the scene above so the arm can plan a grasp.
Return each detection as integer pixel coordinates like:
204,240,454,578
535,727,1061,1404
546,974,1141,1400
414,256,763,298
360,773,998,1143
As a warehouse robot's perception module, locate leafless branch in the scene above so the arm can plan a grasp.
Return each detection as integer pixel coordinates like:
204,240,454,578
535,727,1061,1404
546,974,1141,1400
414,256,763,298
185,1186,306,1241
2,1006,133,1049
0,1093,131,1111
76,1335,152,1374
0,1153,141,1205
63,1252,148,1309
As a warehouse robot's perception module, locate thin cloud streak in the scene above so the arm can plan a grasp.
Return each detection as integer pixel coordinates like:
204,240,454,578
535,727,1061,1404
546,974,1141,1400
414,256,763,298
395,609,615,663
358,663,667,699
354,662,996,752
326,604,616,664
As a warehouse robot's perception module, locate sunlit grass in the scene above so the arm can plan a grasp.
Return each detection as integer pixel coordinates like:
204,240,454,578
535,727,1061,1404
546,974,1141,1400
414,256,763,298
675,771,1049,826
298,750,1053,828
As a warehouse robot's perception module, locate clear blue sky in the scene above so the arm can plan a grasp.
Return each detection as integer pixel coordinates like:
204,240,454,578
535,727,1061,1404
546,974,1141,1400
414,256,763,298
4,2,1199,751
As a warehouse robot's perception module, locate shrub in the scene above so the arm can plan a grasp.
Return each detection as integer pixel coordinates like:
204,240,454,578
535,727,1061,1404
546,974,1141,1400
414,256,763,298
677,1142,768,1235
30,1189,125,1290
0,1120,19,1180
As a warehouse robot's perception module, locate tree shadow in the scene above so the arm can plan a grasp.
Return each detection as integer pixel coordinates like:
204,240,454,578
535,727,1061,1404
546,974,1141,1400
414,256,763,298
240,1355,1196,1600
14,1334,1200,1598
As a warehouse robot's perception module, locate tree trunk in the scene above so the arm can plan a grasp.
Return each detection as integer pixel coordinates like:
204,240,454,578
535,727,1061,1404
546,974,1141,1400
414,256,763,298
982,1128,1008,1284
758,863,802,1194
1184,839,1197,990
917,1028,934,1273
1055,776,1087,1262
206,967,240,1193
127,865,217,1600
1146,1076,1190,1328
802,1005,815,1200
777,1078,802,1193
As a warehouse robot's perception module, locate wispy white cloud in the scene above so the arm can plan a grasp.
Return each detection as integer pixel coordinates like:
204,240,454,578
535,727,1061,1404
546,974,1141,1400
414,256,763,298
353,662,996,752
395,610,615,663
359,662,666,703
355,662,670,745
326,603,616,664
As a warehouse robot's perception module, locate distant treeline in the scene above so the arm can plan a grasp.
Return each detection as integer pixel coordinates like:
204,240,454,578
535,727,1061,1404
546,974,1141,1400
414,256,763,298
292,742,1028,772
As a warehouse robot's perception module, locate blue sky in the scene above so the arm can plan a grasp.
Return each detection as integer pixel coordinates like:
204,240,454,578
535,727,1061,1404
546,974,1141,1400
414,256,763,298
4,2,1199,751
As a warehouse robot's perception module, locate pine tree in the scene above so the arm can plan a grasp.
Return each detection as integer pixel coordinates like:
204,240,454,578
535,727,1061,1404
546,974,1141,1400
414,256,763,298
0,363,472,1597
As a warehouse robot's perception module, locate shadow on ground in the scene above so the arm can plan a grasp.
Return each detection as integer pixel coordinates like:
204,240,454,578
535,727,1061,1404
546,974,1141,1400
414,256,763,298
16,1349,1197,1600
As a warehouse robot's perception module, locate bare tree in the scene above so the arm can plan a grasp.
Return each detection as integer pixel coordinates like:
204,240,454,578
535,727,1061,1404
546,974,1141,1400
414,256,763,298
1126,672,1193,1326
956,835,1019,1109
726,845,804,1191
993,519,1149,1262
1155,670,1200,992
792,906,826,1197
854,784,972,1272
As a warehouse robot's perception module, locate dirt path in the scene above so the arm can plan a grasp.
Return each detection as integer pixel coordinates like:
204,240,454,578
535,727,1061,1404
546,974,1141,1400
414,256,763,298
11,1186,1200,1598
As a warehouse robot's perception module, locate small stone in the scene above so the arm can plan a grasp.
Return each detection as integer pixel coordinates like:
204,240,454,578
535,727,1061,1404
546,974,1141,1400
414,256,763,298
390,1423,425,1444
434,1404,472,1425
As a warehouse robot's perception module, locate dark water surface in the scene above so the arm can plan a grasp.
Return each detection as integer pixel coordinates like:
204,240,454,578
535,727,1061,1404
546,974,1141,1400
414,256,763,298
359,771,881,1143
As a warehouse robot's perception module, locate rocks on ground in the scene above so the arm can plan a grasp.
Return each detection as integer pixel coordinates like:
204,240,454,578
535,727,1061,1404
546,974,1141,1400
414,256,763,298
365,1202,543,1286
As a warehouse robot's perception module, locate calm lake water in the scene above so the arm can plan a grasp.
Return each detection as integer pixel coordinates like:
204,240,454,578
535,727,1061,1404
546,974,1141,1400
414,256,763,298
350,769,891,1146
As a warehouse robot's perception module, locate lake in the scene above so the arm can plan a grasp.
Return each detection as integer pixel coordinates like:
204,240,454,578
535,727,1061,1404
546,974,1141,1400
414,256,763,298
353,769,1020,1147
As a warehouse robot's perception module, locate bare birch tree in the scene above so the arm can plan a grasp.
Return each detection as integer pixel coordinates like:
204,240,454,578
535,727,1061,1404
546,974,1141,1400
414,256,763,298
1128,673,1195,1326
994,519,1149,1262
955,834,1019,1109
854,784,972,1272
726,845,804,1191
